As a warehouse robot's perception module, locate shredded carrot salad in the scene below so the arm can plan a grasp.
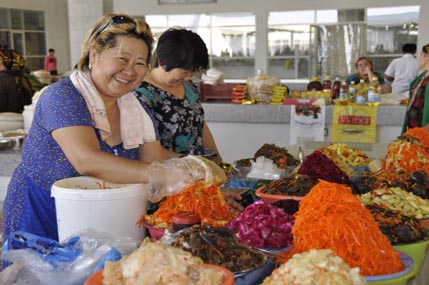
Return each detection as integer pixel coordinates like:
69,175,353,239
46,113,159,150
406,127,429,147
283,180,403,276
383,127,429,174
139,182,233,228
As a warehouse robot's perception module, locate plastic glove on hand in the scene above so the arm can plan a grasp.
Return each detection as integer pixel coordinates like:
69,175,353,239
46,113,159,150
147,155,227,203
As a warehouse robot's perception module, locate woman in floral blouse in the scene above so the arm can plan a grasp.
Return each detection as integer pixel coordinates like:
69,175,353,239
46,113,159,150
135,27,222,163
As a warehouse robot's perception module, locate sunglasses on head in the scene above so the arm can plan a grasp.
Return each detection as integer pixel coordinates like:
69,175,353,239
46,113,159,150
96,15,136,37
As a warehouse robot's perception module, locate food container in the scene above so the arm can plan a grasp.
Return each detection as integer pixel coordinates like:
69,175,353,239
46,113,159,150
365,251,415,285
0,138,11,150
419,218,429,230
51,176,148,242
234,256,275,285
172,211,201,232
255,185,305,204
142,221,166,240
84,264,235,285
393,239,429,275
368,158,383,173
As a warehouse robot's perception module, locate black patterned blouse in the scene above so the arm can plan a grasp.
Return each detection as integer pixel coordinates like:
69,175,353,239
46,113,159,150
135,81,205,155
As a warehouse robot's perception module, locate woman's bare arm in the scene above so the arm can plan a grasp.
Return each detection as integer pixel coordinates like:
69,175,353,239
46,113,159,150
52,125,150,184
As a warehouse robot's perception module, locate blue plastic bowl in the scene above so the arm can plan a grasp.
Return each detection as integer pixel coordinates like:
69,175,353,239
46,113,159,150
234,256,275,285
365,251,414,285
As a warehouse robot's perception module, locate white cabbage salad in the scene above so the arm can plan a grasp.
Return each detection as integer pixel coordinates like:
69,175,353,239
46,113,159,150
262,249,367,285
102,238,224,285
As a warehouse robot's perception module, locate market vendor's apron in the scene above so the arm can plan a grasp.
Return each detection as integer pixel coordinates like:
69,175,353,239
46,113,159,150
18,177,58,241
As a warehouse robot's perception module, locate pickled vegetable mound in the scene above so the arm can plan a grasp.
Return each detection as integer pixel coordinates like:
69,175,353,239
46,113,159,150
352,170,428,198
263,175,318,197
297,151,352,185
254,143,299,168
325,143,371,167
366,204,426,245
226,200,294,249
262,249,367,285
384,127,429,175
173,224,265,273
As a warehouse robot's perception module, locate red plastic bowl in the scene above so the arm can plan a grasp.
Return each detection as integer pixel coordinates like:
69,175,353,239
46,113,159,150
84,264,235,285
142,221,167,240
419,218,429,230
255,185,305,204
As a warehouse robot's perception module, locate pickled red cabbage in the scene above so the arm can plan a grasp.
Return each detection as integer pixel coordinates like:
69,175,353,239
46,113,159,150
226,200,294,248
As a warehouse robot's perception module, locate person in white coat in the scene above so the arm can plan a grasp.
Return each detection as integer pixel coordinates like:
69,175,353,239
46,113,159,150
384,43,419,98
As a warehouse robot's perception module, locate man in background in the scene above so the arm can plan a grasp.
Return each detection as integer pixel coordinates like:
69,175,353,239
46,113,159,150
44,48,58,76
384,43,419,98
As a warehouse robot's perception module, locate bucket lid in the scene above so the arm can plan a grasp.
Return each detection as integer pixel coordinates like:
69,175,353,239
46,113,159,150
51,176,147,200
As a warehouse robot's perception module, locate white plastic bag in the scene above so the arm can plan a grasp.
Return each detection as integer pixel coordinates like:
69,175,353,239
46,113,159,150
0,229,138,285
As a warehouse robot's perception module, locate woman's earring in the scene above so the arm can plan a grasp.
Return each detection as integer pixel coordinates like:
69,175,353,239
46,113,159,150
88,63,92,70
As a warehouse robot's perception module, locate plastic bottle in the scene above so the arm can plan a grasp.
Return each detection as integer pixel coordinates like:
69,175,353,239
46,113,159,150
356,79,368,104
367,77,381,102
339,81,349,104
307,76,323,91
331,75,341,100
348,81,357,103
323,75,332,90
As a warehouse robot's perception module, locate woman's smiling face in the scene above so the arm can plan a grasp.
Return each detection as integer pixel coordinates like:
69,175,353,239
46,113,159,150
90,35,149,99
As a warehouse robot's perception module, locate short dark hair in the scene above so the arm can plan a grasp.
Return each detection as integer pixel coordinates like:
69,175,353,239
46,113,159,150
154,27,208,72
49,48,55,53
402,43,416,54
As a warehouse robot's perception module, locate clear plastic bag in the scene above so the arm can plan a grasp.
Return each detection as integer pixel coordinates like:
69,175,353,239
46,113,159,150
0,229,138,285
247,74,281,104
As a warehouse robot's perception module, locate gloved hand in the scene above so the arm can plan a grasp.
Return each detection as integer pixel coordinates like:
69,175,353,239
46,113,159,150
147,155,227,203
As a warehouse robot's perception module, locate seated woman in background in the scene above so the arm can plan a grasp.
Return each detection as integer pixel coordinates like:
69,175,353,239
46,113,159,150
0,48,34,112
346,56,385,86
402,44,429,133
135,27,223,164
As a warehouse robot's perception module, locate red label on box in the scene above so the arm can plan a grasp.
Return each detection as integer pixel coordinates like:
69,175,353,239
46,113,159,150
283,98,318,105
338,115,371,125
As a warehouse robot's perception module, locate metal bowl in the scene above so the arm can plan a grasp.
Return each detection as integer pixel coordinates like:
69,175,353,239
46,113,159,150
0,138,11,150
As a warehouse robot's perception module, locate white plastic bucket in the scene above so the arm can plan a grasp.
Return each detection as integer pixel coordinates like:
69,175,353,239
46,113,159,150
51,176,147,242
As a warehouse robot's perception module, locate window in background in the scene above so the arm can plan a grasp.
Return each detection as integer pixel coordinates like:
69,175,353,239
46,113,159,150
366,6,419,73
0,9,46,70
145,13,255,79
0,9,10,30
269,6,418,81
268,11,313,80
23,10,45,31
210,13,255,79
10,10,23,30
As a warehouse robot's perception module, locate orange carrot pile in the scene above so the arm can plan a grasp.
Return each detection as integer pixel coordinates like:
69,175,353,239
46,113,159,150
406,127,429,147
139,181,233,228
286,180,403,276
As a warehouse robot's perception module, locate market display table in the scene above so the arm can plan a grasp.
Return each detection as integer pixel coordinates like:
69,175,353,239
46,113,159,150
203,103,406,163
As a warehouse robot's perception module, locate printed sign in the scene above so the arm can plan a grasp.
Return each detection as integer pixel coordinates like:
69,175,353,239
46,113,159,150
332,105,379,143
290,104,326,145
